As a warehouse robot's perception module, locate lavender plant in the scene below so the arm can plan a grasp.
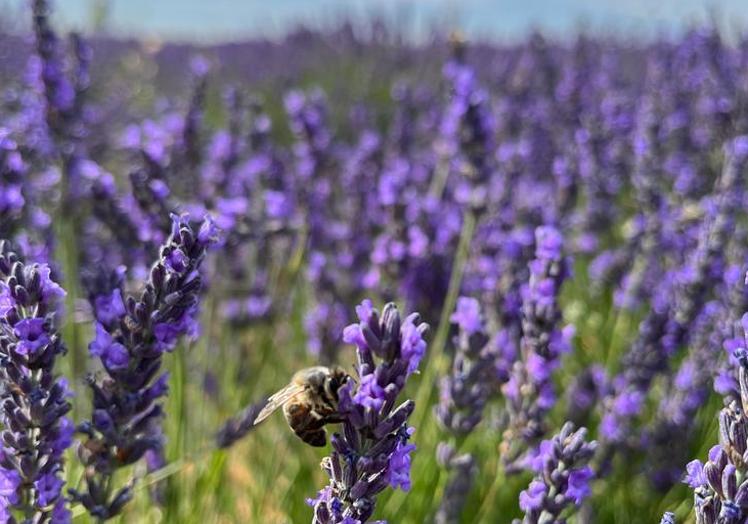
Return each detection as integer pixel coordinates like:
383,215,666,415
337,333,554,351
31,0,96,210
514,422,597,524
433,297,500,523
0,241,72,523
599,135,748,467
214,400,266,449
69,214,217,520
502,225,572,470
436,297,498,435
309,300,427,523
0,129,26,239
682,342,748,522
440,40,496,214
4,0,748,519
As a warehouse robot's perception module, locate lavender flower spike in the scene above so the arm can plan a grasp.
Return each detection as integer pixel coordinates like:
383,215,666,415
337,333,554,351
441,42,496,213
69,214,218,520
514,422,597,524
434,297,498,524
435,443,477,524
436,296,495,435
0,241,72,523
502,225,572,470
309,300,428,523
600,135,748,460
215,399,266,449
683,327,748,521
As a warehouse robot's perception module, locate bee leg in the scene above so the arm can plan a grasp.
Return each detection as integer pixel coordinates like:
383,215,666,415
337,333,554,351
298,428,327,447
325,414,345,424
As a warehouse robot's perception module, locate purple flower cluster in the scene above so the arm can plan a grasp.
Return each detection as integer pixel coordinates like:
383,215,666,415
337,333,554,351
502,225,572,469
5,0,748,519
440,42,496,213
433,297,502,523
515,422,596,524
565,365,609,426
31,0,97,210
436,297,500,434
599,136,748,469
285,89,362,362
309,300,427,523
0,241,72,523
684,443,748,523
646,300,723,488
677,274,748,522
214,399,267,449
434,443,476,524
710,258,748,403
69,214,217,519
0,130,26,240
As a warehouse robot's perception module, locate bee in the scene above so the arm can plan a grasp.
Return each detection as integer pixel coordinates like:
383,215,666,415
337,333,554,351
254,366,349,447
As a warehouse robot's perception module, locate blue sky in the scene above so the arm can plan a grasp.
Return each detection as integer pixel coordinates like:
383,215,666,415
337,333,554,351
2,0,747,42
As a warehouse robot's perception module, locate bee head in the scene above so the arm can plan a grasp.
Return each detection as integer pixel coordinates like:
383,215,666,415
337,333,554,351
327,366,350,401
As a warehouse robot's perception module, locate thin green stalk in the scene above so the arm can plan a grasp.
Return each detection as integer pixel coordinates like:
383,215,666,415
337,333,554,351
164,341,190,520
55,214,86,418
428,160,451,200
415,209,477,423
474,459,508,522
274,224,308,312
387,209,477,518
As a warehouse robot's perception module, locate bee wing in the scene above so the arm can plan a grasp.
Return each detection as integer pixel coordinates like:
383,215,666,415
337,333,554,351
254,382,307,425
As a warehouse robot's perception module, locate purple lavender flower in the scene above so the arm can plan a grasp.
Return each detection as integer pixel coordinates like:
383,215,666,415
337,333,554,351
682,272,748,522
502,225,572,470
646,300,724,489
565,365,609,425
514,423,597,524
284,89,360,361
440,42,496,213
436,297,498,434
0,129,27,239
435,443,477,524
170,55,209,192
311,301,427,523
30,0,75,136
611,76,668,311
70,214,218,520
685,440,748,522
434,297,503,523
0,241,72,523
599,135,748,467
214,399,268,449
31,0,98,209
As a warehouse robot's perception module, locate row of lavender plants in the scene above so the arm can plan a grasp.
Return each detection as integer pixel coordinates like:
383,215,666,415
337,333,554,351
1,0,748,522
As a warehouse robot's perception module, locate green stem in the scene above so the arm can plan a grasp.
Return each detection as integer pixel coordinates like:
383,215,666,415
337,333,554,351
388,209,478,518
162,341,190,521
428,160,451,200
474,459,506,522
415,209,477,424
55,214,85,418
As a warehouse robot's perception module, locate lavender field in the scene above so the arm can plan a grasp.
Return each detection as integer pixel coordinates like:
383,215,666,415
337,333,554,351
1,1,748,522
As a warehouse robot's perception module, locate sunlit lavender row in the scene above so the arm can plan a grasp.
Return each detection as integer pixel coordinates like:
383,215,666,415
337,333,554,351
1,0,748,522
